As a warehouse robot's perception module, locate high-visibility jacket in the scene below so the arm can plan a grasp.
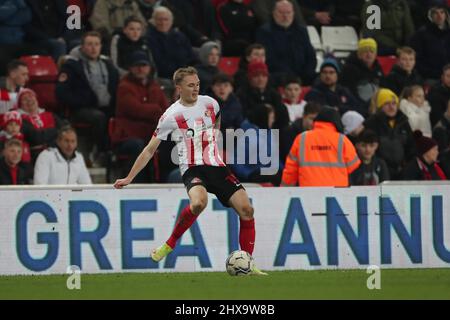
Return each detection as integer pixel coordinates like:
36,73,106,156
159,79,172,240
281,121,361,187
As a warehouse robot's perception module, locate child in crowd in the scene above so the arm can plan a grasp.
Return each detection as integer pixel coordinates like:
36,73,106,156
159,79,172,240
350,129,390,185
0,110,31,163
282,77,307,123
399,85,432,137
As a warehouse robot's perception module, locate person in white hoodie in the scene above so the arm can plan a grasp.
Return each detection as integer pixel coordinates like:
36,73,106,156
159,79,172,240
399,85,432,137
33,126,92,185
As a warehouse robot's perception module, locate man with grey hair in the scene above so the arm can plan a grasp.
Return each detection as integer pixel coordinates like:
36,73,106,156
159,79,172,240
34,126,92,185
146,6,197,79
255,0,316,86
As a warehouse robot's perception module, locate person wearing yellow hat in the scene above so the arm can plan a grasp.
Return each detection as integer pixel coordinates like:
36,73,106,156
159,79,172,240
340,38,384,112
357,38,377,69
363,87,416,179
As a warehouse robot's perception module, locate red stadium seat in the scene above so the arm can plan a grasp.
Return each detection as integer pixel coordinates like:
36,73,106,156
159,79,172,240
300,86,311,101
20,55,60,113
218,57,240,76
377,55,397,76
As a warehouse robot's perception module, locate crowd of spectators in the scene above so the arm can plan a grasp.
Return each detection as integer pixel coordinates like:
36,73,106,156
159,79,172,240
1,0,450,186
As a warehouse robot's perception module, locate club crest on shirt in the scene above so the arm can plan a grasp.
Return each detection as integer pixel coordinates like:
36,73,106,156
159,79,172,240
204,109,212,117
186,128,195,138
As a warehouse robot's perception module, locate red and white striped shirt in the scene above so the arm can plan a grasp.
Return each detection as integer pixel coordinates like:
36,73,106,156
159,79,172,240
153,95,225,175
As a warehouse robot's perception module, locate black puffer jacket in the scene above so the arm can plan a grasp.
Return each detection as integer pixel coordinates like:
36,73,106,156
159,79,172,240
364,110,416,179
340,52,384,105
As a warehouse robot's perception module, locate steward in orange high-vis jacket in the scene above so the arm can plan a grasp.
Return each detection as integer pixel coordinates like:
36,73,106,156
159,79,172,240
281,107,361,187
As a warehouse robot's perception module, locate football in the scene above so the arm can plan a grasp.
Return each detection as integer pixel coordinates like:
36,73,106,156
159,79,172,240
225,250,254,276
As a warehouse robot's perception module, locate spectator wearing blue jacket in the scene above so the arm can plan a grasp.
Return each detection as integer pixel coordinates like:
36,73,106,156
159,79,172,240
146,6,197,79
255,0,317,86
0,0,36,75
0,0,31,45
24,0,68,62
228,111,282,186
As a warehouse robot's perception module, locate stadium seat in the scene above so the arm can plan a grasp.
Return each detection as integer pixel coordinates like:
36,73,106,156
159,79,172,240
377,55,397,76
218,56,240,76
20,55,60,114
307,26,324,73
321,26,358,58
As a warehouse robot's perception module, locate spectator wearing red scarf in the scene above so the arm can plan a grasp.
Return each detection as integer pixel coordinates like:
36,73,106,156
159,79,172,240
402,130,447,180
17,88,65,159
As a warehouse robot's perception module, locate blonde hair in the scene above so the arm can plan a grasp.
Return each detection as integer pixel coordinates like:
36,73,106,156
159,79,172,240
396,46,416,58
173,67,198,85
369,90,380,115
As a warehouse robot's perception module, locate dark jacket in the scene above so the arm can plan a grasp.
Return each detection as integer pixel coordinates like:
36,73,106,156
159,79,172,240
146,24,197,79
0,157,29,185
364,110,416,179
427,82,450,126
350,156,390,185
195,65,220,94
209,92,244,131
340,51,384,106
110,32,156,74
24,0,67,41
255,19,317,84
402,157,447,180
361,0,415,55
0,0,31,44
217,1,257,43
410,20,450,80
433,114,450,152
237,84,290,130
305,82,365,116
56,51,119,113
381,64,424,96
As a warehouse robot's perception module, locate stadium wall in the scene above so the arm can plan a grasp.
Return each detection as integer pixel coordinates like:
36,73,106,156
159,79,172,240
0,183,449,275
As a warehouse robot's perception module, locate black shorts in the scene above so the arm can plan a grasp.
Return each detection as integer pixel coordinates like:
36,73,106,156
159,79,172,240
182,165,244,207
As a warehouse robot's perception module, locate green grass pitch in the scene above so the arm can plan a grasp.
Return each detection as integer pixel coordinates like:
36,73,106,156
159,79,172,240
0,269,449,300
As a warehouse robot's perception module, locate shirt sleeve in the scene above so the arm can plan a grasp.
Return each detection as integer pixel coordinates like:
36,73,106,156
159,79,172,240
33,151,51,185
153,112,174,141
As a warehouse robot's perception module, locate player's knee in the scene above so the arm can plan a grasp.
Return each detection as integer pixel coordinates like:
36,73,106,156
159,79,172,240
241,204,254,219
191,198,207,215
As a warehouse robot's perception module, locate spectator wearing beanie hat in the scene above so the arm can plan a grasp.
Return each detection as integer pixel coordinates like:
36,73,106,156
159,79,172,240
342,110,365,144
236,60,289,129
0,110,31,163
402,130,447,180
305,58,364,116
364,88,416,179
340,38,384,112
410,4,450,81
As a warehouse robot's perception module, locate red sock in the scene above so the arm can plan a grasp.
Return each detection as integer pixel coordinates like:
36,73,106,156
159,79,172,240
239,218,255,255
166,205,198,249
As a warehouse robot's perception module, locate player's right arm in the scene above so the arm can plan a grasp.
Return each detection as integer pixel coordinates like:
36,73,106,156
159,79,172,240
113,136,161,189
